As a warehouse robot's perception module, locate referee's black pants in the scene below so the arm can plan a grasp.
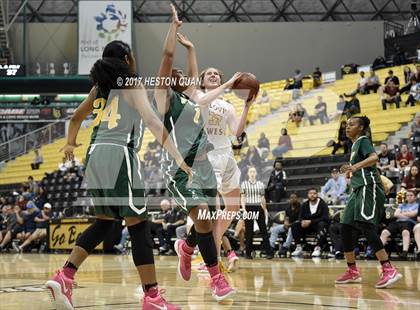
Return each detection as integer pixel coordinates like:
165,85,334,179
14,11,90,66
245,204,270,256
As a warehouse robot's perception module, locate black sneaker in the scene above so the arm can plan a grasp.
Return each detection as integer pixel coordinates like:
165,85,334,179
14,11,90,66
416,252,420,262
245,254,253,260
399,251,408,260
278,247,288,258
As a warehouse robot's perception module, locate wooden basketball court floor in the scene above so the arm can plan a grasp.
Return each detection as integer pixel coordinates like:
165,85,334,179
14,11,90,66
0,254,419,309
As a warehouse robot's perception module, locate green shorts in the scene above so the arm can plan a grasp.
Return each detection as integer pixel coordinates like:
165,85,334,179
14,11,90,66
85,144,146,219
164,158,217,214
341,182,385,225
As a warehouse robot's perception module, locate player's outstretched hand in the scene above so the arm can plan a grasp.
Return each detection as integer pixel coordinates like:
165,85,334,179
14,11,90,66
226,72,242,88
177,33,194,49
171,4,182,28
60,143,81,161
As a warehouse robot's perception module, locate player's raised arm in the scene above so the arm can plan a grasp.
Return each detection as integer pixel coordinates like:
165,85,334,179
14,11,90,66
61,86,97,160
176,33,198,98
154,4,182,115
125,86,192,178
195,72,242,107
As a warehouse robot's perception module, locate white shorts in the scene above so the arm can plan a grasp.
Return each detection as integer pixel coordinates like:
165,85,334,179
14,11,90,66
208,148,240,195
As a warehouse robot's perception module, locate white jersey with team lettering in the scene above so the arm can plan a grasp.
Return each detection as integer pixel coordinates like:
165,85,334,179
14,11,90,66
197,90,241,194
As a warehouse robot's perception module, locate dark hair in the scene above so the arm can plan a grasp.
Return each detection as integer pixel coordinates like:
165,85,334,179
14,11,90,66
281,128,288,135
352,116,371,137
307,187,318,193
90,41,134,97
388,70,393,74
408,165,419,180
102,40,131,59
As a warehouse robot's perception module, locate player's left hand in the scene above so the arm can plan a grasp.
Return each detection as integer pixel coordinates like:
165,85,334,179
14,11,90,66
177,33,194,49
177,160,193,185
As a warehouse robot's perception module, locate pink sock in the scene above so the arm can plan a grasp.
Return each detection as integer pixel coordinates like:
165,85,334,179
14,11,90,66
182,242,194,255
207,264,220,278
63,267,77,280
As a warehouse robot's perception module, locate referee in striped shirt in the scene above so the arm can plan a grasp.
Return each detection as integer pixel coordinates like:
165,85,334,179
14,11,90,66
241,166,272,259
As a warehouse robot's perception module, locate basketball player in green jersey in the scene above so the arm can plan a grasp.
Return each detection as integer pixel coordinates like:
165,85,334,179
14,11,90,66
153,5,235,301
45,40,189,310
335,116,402,288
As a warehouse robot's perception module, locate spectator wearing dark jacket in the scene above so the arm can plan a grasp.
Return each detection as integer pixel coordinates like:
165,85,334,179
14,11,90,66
291,188,330,258
266,160,287,203
343,94,361,118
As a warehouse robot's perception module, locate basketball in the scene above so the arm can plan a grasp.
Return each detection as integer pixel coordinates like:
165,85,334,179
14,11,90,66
232,72,260,101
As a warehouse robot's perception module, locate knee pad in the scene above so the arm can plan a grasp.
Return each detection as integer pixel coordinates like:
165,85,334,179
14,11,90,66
76,219,114,253
128,220,154,266
357,222,384,253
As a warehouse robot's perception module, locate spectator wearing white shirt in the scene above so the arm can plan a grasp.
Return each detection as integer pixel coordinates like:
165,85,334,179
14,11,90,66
346,71,369,96
31,149,43,170
320,168,347,205
366,71,380,93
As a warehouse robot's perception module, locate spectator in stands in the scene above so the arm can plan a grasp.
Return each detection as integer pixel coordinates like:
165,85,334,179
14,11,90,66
377,143,396,177
266,160,287,204
150,199,170,254
288,103,309,126
328,209,344,259
414,64,420,82
381,80,401,110
269,193,300,257
343,94,360,118
396,144,414,176
403,66,412,84
257,132,270,151
409,113,420,159
380,190,419,260
237,153,249,183
346,71,369,96
258,91,270,104
401,165,420,194
329,95,347,120
294,69,303,89
309,96,329,125
245,146,263,173
147,166,165,196
161,199,185,253
14,202,51,253
320,168,347,205
312,67,322,88
14,201,39,248
0,205,24,251
31,149,43,170
241,167,271,259
27,176,38,197
366,71,381,93
413,204,420,260
405,76,420,107
384,70,400,87
272,128,292,158
329,121,351,155
291,188,329,258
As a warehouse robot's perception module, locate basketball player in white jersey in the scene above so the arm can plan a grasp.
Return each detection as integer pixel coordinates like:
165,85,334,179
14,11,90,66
176,33,255,271
196,68,255,270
